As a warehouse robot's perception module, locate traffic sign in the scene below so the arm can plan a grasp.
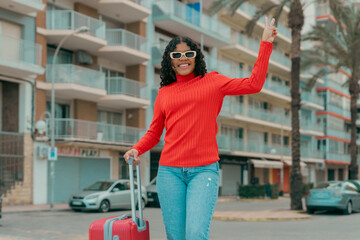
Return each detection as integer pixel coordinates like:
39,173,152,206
48,147,58,161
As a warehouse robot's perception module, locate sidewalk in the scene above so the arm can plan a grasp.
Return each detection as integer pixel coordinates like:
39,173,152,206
2,197,311,222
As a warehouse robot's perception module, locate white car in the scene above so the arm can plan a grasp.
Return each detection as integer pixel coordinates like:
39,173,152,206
69,180,147,212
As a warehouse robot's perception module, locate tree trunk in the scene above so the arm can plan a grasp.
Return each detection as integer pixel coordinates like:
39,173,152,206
289,0,304,210
349,76,359,180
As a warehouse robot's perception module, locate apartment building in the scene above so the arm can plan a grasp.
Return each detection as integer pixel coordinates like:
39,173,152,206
3,0,356,205
0,1,45,205
311,0,353,181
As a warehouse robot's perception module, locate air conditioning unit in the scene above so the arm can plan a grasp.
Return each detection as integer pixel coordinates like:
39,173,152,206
37,145,49,159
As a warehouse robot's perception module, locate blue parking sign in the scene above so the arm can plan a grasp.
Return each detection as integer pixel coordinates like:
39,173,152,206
48,147,58,161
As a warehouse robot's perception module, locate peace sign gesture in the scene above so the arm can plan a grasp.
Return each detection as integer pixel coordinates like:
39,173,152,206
262,16,278,43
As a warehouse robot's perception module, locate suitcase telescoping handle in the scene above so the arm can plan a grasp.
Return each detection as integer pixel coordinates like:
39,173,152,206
128,156,146,231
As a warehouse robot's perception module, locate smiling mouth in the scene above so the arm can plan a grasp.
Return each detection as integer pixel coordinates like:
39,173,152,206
178,64,190,69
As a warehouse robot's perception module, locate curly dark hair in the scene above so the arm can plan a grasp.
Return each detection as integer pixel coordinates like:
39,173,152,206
160,36,207,87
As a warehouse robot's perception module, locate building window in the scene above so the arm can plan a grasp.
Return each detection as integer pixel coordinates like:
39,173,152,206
98,110,123,125
46,102,70,119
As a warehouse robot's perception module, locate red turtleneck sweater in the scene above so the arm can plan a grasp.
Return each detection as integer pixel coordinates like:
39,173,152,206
131,41,273,167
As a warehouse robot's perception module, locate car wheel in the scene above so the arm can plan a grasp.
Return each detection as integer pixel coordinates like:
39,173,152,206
343,201,352,215
99,200,110,213
136,198,146,210
306,208,314,214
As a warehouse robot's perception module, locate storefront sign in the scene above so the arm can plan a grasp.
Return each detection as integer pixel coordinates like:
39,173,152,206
58,147,110,158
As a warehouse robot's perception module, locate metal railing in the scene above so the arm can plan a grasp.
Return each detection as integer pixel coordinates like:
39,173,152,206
153,0,230,39
49,118,144,145
0,132,24,195
46,10,106,39
106,76,145,97
301,91,324,106
106,29,147,52
46,64,105,90
327,128,350,140
0,33,42,66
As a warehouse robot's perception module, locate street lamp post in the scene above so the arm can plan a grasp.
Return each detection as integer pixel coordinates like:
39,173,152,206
49,26,88,208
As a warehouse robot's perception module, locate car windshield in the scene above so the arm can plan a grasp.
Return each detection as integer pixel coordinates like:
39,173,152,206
84,181,113,191
314,182,342,190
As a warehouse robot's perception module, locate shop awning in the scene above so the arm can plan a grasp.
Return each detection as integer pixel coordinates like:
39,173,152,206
283,159,307,168
250,159,283,169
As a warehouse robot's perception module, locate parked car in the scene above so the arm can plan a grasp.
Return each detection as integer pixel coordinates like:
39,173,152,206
68,180,147,213
305,181,360,215
146,177,159,206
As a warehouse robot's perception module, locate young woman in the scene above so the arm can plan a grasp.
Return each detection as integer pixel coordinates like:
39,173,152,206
123,17,277,240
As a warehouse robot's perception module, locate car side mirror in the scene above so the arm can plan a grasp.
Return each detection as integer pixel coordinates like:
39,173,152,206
112,188,120,193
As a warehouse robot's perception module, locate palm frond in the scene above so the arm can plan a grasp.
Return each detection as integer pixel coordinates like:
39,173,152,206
208,0,234,16
245,2,279,36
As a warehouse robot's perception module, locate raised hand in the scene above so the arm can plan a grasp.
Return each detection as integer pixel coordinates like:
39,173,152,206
262,16,278,43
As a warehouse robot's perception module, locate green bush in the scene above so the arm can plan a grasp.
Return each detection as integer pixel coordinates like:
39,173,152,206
303,182,314,196
239,183,280,199
239,185,265,198
270,183,279,199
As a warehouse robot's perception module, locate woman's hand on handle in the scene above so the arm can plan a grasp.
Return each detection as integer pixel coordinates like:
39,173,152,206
262,16,278,43
123,149,140,165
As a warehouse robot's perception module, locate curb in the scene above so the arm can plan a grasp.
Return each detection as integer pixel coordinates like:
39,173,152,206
213,211,312,222
3,207,70,214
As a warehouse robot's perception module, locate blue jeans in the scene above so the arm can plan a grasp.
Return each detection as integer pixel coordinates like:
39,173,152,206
157,162,219,240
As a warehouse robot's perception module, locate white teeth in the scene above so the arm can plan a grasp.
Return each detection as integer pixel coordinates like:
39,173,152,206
179,64,189,68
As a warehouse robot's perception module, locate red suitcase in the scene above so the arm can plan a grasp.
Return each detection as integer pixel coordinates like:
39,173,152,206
89,157,150,240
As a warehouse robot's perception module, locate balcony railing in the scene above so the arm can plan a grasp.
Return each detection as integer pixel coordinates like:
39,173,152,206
46,64,105,90
263,80,290,96
326,104,350,118
220,98,291,126
106,77,145,97
46,10,106,39
49,118,144,145
0,34,42,66
301,148,324,159
327,128,350,140
327,152,349,162
217,136,291,156
106,29,147,52
300,119,323,132
301,91,324,106
153,0,230,38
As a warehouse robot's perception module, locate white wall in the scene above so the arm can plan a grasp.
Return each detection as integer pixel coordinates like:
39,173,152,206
33,142,49,204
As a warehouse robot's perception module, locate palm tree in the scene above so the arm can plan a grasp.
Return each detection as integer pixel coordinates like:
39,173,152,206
302,0,360,180
209,0,304,210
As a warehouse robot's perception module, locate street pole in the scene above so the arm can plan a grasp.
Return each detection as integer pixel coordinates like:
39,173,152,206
49,26,88,208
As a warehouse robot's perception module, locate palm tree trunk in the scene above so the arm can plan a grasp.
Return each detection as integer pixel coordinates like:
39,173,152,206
289,0,304,210
349,76,359,180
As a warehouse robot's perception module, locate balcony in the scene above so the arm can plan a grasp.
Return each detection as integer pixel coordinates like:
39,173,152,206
49,118,144,146
217,135,291,157
204,55,243,78
39,64,106,101
326,152,350,164
42,10,106,54
326,104,350,119
301,91,324,110
262,79,291,101
98,29,150,65
152,33,171,67
220,2,291,47
86,0,151,23
300,119,324,136
99,76,150,109
221,33,291,76
327,129,350,140
0,0,45,15
301,148,324,160
0,34,44,79
219,99,291,130
152,0,231,47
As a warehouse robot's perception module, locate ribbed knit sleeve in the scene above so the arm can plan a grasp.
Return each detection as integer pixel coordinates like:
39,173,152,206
130,89,165,156
217,41,273,96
